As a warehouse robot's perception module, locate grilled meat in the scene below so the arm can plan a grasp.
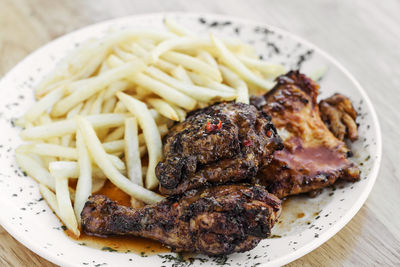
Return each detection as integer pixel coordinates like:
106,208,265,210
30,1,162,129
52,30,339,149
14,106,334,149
319,93,358,141
156,102,282,195
251,71,360,199
81,184,281,255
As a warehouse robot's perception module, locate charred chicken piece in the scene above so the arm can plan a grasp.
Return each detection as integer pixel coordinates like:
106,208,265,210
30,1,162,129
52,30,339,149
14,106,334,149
81,184,281,255
251,71,360,199
156,102,282,195
319,93,358,141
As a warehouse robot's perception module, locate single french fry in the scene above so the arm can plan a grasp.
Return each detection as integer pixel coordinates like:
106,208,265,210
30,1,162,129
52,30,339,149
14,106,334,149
39,184,59,213
18,143,77,160
61,103,83,147
168,103,187,121
20,113,127,140
76,116,163,203
18,143,126,172
102,139,124,153
219,65,249,104
188,72,236,93
164,17,195,37
104,126,125,142
135,86,154,100
197,50,218,69
145,66,236,102
211,35,275,90
35,160,112,180
79,95,96,116
171,65,193,84
50,163,80,237
237,55,286,78
24,86,65,123
130,72,197,110
104,81,131,99
89,90,105,115
92,178,106,193
113,101,128,113
124,118,142,186
16,153,55,190
113,46,137,61
102,96,117,113
154,59,177,73
116,93,162,190
74,130,92,223
147,98,179,121
160,51,222,82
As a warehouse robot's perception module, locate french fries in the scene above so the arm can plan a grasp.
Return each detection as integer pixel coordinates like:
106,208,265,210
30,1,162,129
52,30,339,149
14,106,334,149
131,73,197,110
50,162,80,237
171,65,193,84
16,153,55,190
16,19,285,237
211,35,275,90
52,61,146,117
237,55,286,78
76,116,163,203
219,65,249,104
160,51,222,82
117,93,162,190
145,66,236,102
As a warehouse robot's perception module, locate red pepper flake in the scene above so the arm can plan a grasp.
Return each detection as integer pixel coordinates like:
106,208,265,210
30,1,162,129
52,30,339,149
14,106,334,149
173,202,178,208
217,120,222,130
206,120,222,132
266,130,272,137
243,139,252,147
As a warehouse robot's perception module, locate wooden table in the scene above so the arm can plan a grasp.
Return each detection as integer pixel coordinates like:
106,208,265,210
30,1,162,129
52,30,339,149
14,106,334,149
1,0,399,266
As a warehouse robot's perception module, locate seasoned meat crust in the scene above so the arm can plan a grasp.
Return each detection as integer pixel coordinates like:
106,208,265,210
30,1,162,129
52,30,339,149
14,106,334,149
319,93,358,142
156,102,283,195
81,184,282,255
251,71,360,199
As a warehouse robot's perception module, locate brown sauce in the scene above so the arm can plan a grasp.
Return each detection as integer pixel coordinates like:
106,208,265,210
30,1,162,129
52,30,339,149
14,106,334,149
271,192,330,236
95,180,132,207
68,232,170,255
274,144,348,177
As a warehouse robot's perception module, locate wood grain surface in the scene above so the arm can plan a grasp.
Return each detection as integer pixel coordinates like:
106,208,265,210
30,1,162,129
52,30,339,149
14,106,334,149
1,0,399,266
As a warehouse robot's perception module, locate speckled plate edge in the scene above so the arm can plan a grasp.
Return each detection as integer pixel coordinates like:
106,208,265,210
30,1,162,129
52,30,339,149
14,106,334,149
0,12,382,267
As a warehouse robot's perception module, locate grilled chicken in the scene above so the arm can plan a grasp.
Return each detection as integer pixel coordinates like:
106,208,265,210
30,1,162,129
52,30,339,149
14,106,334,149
156,102,282,195
319,93,358,141
251,71,360,199
81,184,281,255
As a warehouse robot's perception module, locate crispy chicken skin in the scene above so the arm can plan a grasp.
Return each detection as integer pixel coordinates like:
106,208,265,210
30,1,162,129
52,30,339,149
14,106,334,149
81,184,281,255
319,93,358,142
156,102,282,195
251,71,360,199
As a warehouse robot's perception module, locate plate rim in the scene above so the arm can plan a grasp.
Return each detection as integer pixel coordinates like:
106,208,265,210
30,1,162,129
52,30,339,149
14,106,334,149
0,12,382,267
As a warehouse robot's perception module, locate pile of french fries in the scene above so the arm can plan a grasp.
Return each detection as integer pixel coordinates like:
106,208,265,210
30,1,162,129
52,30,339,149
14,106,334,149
15,18,285,237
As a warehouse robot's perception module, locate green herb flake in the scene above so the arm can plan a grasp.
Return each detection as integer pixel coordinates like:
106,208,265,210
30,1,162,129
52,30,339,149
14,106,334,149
269,234,282,239
101,246,117,252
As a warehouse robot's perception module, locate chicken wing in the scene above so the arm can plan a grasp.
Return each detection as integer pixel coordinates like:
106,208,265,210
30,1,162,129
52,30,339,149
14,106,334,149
81,184,281,255
251,71,360,198
156,102,282,195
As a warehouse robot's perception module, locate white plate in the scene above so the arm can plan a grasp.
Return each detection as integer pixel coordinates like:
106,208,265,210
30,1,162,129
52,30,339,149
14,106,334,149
0,13,381,267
